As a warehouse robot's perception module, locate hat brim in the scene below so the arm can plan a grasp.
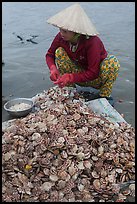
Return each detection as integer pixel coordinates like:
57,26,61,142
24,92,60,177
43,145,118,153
47,3,99,36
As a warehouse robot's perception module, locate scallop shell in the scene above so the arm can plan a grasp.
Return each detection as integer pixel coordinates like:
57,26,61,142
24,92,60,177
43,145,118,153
93,179,101,190
98,146,104,156
118,193,127,200
88,117,100,124
107,174,116,183
50,166,57,174
40,182,55,191
77,128,85,135
122,189,131,196
77,184,84,192
58,171,70,181
82,190,93,201
37,122,47,132
72,172,79,181
83,151,91,159
62,129,69,136
47,114,55,121
83,160,92,169
129,183,135,191
60,150,68,159
91,156,98,161
77,161,85,170
43,168,50,175
57,137,65,143
91,171,99,179
82,127,88,133
73,113,81,121
68,164,78,176
68,120,76,126
57,180,66,190
100,169,107,178
49,174,59,182
115,168,123,174
110,143,117,149
51,118,58,125
31,133,41,141
3,151,16,161
76,152,85,160
17,172,28,185
126,161,135,168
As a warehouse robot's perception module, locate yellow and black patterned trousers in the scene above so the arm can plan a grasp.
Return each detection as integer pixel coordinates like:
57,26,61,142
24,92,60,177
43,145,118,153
55,47,120,97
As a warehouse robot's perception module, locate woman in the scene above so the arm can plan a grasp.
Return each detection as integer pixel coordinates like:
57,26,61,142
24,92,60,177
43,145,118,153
45,3,120,102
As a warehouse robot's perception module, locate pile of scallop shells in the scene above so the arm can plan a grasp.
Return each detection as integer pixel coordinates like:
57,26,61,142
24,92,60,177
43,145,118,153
2,86,135,202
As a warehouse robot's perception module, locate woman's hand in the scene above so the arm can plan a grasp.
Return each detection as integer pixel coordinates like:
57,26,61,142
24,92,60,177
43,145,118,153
50,65,60,81
54,73,74,88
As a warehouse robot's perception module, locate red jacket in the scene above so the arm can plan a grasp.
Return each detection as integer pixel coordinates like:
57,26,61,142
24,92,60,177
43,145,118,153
45,32,107,83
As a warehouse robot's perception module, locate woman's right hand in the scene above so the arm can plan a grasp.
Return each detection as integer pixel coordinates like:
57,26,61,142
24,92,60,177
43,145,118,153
50,65,60,81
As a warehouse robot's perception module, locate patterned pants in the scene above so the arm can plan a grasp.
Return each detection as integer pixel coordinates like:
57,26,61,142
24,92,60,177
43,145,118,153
55,47,120,97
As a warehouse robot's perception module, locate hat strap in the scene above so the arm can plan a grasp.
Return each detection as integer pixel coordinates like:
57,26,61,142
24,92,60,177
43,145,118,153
70,33,81,43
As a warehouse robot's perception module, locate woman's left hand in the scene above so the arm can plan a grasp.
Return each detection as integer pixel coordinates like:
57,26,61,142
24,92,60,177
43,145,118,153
54,73,74,88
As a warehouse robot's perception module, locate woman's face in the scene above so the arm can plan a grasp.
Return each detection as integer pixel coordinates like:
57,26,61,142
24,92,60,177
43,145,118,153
59,28,75,41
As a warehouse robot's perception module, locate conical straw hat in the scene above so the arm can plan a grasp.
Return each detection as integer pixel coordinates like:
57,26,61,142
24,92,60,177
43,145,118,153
47,3,99,36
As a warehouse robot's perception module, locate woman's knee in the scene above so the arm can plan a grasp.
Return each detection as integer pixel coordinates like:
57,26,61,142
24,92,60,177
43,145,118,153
55,47,66,58
100,55,120,81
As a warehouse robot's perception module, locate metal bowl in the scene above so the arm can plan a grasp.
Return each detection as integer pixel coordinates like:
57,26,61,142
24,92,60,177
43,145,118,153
4,98,34,118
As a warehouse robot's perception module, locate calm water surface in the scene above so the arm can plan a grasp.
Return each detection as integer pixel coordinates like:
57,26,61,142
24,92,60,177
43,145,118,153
2,2,135,127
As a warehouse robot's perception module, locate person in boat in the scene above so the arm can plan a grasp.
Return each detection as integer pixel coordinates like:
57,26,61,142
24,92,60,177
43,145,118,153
45,3,120,102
